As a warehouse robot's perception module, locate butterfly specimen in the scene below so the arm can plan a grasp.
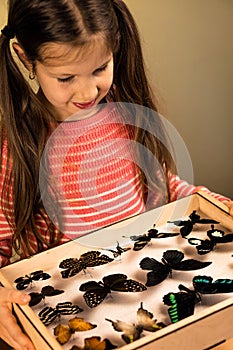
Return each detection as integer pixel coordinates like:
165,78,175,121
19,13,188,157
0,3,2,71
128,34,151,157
29,285,64,306
192,275,233,294
163,284,201,323
39,302,84,326
106,302,166,344
70,336,117,350
14,270,51,290
59,250,114,278
128,225,179,251
188,225,233,254
139,250,212,286
168,210,219,238
105,241,131,258
79,273,147,308
54,317,97,345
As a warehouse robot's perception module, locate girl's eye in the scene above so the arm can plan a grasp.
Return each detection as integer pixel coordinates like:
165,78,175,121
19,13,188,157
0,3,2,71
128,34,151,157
95,64,108,74
57,76,74,83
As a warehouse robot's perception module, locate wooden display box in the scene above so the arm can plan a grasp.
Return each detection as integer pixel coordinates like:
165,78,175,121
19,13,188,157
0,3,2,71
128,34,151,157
0,191,233,350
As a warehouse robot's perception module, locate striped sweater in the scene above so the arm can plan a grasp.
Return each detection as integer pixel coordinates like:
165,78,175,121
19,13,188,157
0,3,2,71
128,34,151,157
0,104,229,267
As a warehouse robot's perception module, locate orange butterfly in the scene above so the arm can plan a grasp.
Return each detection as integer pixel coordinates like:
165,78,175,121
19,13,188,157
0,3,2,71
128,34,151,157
70,336,117,350
54,317,96,344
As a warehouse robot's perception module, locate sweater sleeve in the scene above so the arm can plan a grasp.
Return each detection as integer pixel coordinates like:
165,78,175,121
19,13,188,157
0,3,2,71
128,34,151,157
169,173,230,203
0,140,14,267
0,209,13,267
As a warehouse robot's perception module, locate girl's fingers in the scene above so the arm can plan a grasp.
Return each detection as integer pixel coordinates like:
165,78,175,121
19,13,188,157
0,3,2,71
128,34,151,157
223,200,233,216
0,288,31,305
0,288,34,349
0,310,35,350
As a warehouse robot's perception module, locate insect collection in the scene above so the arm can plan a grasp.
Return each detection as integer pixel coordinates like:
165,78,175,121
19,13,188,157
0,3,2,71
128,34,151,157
1,193,233,350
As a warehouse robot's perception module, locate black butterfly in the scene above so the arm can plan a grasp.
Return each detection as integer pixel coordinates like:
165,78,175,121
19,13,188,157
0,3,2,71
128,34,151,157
14,270,51,290
79,273,147,308
188,225,233,254
168,210,219,238
59,251,114,278
39,302,84,326
29,285,64,306
105,241,131,258
128,225,179,251
106,302,166,344
192,275,233,294
163,284,201,323
139,250,212,286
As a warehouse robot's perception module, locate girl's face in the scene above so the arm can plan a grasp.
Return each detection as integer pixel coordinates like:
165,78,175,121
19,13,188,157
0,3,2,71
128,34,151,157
35,37,114,121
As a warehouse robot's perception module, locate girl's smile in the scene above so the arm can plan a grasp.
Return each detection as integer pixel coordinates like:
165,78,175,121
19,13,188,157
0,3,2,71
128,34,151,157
35,36,114,121
73,98,97,110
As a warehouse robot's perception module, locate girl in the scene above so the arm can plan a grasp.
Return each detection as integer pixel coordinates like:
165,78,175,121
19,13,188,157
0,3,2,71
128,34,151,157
0,1,232,349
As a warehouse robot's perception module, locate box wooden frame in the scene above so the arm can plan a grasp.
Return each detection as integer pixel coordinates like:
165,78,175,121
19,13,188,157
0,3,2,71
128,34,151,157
0,191,233,350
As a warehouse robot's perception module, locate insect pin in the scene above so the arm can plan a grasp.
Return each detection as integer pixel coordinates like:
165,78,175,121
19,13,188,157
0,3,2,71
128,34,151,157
29,285,64,307
39,301,83,326
168,210,219,238
54,317,97,345
139,249,212,286
79,273,147,308
14,270,51,290
106,302,166,343
59,250,114,278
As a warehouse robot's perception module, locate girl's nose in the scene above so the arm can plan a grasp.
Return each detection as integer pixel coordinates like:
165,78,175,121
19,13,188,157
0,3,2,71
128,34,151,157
74,79,98,103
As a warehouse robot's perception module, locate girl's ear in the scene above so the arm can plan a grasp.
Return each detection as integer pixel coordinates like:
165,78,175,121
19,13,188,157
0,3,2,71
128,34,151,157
12,42,33,72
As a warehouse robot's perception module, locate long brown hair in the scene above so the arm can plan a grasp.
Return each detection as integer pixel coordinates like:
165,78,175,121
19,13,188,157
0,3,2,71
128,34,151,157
0,0,175,256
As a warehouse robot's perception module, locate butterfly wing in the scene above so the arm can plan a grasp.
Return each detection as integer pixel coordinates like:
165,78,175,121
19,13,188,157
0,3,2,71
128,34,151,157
162,250,184,266
41,285,64,296
180,221,194,238
102,274,127,287
111,278,147,292
140,257,169,286
133,240,150,251
14,277,31,290
30,270,51,282
79,281,108,308
152,232,179,239
59,258,80,269
79,336,117,350
86,254,114,267
192,275,233,294
60,259,84,278
39,306,58,326
196,219,219,224
56,302,83,315
106,318,142,343
68,317,97,332
163,292,196,323
137,303,165,331
29,292,43,306
131,234,151,251
103,273,146,292
207,227,233,243
54,324,71,345
172,258,212,271
188,237,214,255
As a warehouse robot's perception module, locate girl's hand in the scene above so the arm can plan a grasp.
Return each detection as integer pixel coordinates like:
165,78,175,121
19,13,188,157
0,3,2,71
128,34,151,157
223,200,233,217
0,287,35,350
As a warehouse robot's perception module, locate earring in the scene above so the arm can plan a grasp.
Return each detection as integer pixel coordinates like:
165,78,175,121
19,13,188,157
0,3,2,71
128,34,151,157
29,70,35,80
